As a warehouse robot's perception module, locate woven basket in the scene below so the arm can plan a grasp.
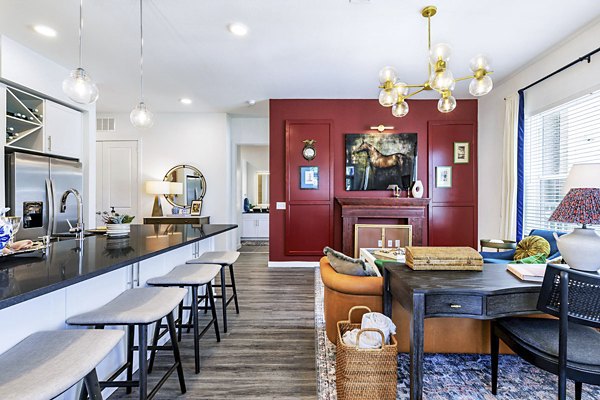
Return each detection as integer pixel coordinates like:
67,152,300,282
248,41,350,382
336,306,398,400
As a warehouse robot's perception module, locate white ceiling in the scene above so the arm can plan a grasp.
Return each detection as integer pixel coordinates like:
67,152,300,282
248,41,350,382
0,0,599,116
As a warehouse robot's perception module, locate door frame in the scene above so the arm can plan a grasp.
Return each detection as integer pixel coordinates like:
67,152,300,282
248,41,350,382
96,138,143,224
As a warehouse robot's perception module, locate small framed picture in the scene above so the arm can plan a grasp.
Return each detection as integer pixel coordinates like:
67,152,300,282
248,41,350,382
436,166,452,188
300,166,319,189
190,200,202,215
454,142,469,164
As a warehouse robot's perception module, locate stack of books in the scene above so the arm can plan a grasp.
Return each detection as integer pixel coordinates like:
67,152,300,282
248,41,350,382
507,263,548,282
405,246,483,271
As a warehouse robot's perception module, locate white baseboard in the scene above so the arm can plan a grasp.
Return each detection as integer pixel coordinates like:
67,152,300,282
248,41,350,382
268,261,318,268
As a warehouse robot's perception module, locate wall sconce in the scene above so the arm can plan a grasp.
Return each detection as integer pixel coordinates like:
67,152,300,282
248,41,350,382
370,125,394,132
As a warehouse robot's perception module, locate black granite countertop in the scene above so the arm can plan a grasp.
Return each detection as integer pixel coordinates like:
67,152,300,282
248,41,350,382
0,224,237,310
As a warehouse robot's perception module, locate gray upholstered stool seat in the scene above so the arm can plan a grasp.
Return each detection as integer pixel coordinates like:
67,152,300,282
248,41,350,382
67,287,188,400
186,251,240,266
0,330,123,400
147,264,221,374
67,287,187,325
186,251,241,333
147,264,221,286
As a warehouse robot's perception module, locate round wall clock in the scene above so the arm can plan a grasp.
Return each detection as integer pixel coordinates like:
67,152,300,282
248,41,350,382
302,139,316,161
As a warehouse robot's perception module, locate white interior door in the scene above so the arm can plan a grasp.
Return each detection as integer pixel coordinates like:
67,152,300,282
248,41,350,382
96,140,139,226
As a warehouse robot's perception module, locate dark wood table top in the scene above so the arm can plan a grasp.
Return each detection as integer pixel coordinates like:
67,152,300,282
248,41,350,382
384,263,541,295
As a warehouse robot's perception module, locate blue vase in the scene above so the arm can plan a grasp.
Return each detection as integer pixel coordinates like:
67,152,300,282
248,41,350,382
0,223,12,250
243,198,250,212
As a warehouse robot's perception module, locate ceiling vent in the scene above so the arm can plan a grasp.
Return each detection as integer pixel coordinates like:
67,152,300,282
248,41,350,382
96,117,116,132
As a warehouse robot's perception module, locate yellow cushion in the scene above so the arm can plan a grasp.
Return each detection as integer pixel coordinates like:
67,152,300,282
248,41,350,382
514,235,551,260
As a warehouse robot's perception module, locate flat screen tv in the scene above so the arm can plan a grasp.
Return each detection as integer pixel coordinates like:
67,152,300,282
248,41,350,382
345,133,417,191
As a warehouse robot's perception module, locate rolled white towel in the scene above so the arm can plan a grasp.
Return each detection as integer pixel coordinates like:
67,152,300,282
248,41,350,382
342,328,383,349
341,312,397,349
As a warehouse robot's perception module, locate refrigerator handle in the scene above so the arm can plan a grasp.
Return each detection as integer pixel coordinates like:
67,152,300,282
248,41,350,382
45,178,55,238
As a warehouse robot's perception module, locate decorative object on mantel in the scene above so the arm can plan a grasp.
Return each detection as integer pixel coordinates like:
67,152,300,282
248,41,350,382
549,163,600,272
377,5,493,117
130,0,154,128
405,246,483,271
62,0,99,104
410,180,424,198
346,133,417,191
386,184,400,198
302,139,317,161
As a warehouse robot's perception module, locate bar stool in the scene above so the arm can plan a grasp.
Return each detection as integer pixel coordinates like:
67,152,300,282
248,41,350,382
67,287,187,400
147,263,221,374
0,329,123,400
187,251,240,332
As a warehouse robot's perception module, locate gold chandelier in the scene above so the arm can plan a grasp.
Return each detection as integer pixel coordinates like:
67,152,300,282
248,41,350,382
378,5,493,117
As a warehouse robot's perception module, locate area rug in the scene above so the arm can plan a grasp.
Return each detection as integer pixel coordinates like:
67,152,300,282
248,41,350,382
314,267,600,400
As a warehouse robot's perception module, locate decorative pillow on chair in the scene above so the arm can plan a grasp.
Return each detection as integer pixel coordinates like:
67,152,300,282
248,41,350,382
323,247,377,276
514,235,551,261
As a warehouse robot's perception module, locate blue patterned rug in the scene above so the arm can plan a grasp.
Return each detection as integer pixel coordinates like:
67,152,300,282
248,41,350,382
314,268,600,400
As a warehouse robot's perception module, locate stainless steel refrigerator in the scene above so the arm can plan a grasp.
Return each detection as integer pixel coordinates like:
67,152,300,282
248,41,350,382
5,152,83,240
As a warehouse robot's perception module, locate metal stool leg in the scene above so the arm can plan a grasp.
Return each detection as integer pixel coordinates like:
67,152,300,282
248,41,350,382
137,324,148,400
192,285,201,374
166,312,187,394
207,282,221,342
83,369,103,400
177,300,183,342
126,325,134,394
229,263,240,314
220,266,227,332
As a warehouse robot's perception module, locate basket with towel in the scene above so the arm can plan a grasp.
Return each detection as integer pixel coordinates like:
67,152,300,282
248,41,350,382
336,306,398,400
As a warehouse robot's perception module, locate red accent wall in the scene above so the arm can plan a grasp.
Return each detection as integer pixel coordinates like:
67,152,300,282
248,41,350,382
269,99,478,262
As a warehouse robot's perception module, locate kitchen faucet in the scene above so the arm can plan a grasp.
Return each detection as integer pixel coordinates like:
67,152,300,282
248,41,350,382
60,188,84,240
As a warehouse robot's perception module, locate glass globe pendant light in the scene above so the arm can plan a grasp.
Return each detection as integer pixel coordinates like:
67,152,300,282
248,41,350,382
130,0,154,128
438,91,456,113
62,0,99,104
391,83,410,117
468,54,493,96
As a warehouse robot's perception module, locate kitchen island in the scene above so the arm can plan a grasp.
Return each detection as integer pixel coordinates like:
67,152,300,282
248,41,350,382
0,223,236,400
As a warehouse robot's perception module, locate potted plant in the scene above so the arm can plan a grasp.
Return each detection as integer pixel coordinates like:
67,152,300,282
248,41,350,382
101,211,135,237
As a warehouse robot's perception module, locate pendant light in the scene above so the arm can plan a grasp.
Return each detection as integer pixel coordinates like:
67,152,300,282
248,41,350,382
62,0,99,104
130,0,154,128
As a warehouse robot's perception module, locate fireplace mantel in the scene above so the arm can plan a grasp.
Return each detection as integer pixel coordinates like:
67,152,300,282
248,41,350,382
336,197,430,256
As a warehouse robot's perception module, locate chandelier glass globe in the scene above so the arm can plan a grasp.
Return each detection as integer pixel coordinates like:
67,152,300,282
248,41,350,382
62,68,99,104
438,94,457,113
469,75,493,96
379,66,398,84
378,88,398,107
130,102,154,128
429,43,452,65
396,82,409,96
430,69,455,91
469,54,492,72
392,101,409,118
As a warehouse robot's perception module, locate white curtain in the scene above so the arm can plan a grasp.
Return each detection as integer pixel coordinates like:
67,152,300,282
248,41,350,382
500,94,519,240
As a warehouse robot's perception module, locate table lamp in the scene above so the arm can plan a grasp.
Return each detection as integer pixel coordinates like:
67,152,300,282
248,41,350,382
548,163,600,272
145,181,171,217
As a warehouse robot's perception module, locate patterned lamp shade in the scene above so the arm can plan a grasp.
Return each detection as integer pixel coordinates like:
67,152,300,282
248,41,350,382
549,188,600,226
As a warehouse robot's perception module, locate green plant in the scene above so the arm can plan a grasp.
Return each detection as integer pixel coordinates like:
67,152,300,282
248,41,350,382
101,211,135,224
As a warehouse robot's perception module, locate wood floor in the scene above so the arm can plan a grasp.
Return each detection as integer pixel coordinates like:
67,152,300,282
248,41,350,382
110,247,317,399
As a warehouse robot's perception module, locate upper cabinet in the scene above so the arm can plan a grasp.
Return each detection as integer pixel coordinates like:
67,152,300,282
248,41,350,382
5,87,44,152
4,85,82,160
44,101,82,159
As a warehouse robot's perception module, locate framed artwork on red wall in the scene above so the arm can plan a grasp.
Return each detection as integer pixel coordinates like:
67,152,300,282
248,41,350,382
300,166,319,189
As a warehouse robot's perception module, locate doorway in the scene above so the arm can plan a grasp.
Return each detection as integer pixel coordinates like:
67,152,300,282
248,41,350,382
95,140,140,226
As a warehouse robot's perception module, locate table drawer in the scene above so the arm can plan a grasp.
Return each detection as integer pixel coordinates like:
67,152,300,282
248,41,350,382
487,292,539,316
425,294,483,316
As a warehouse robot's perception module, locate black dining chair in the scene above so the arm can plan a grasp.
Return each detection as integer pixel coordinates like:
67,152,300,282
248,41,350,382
491,264,600,400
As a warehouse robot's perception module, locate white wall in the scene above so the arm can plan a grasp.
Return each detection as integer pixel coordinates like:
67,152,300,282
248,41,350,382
97,112,235,250
0,35,97,226
229,117,269,247
478,19,600,240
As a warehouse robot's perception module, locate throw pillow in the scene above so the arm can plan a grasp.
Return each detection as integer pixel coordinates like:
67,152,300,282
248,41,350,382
514,235,551,261
323,247,377,276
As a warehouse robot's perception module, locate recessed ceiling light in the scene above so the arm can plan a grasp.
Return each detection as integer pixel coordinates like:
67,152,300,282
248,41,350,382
247,99,256,106
227,22,249,37
32,25,57,38
179,98,192,105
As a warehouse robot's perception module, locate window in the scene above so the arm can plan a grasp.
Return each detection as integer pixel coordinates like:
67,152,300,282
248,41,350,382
523,90,600,233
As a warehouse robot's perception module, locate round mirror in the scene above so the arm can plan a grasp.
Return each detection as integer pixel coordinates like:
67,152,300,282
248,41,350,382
163,165,206,209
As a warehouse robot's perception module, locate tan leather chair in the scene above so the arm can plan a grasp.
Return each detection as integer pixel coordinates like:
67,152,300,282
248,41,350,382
320,256,516,353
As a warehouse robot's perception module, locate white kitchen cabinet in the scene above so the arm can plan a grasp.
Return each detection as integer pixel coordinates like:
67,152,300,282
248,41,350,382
44,100,82,159
241,213,269,238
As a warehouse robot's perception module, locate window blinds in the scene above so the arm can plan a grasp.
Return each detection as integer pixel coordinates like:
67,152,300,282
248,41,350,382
523,89,600,234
